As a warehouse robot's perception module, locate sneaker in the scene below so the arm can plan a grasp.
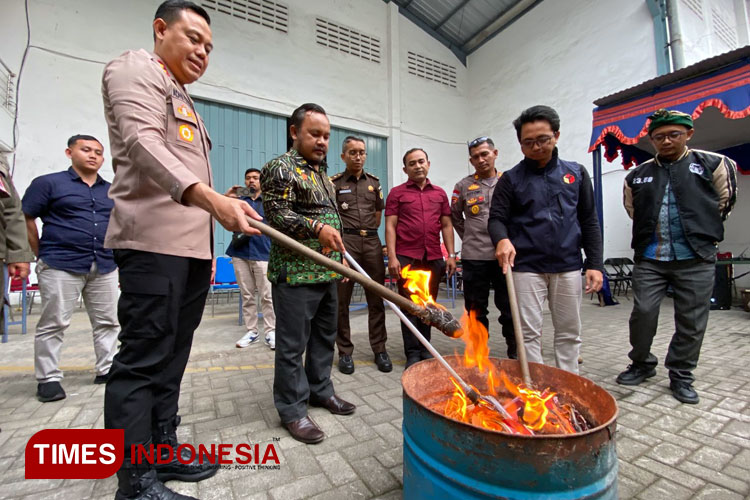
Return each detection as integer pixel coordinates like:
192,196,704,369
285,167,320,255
236,331,259,348
615,364,656,386
37,381,66,403
265,330,275,350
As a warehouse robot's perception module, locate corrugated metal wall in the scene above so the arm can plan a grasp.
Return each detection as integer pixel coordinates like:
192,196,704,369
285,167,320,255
194,99,389,252
194,99,287,255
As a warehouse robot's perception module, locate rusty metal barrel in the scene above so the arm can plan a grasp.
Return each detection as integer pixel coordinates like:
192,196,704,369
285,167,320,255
402,357,618,499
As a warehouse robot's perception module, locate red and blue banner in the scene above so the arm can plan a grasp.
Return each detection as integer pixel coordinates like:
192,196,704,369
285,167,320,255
589,58,750,173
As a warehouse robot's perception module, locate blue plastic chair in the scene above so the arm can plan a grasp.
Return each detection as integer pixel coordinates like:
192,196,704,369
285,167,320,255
210,257,243,325
3,265,32,343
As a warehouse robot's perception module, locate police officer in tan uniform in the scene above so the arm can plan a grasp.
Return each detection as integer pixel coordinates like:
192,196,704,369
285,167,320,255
452,137,516,359
331,136,391,374
0,153,33,335
101,2,260,499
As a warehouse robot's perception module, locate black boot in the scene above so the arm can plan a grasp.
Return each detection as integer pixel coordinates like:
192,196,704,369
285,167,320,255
153,416,218,483
115,467,197,499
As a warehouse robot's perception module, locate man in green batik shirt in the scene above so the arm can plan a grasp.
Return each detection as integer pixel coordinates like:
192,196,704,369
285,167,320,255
261,103,356,445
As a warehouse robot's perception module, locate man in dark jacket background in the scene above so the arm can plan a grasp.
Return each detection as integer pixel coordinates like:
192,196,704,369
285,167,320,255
489,105,603,374
616,109,737,404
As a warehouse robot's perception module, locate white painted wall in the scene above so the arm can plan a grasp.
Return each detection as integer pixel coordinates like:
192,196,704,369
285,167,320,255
1,0,471,202
467,0,659,260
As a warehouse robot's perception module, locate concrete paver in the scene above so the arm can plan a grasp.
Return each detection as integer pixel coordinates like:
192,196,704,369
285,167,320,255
0,289,748,499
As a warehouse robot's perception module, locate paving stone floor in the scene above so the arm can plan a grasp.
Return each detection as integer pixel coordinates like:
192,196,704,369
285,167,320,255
0,289,748,499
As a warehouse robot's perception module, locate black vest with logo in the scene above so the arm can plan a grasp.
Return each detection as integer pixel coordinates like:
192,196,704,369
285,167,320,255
625,150,724,261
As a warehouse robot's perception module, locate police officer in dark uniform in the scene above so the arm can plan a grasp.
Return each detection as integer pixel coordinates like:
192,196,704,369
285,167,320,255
331,136,391,374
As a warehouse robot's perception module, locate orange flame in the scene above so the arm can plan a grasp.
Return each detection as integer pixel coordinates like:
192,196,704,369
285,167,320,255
438,310,582,435
401,265,443,308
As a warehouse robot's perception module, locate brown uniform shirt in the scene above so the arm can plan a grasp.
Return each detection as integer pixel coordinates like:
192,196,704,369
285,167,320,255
102,49,214,259
451,172,501,261
331,171,384,231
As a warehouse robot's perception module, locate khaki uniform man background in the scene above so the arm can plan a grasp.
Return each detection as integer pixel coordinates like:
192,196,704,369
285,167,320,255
331,135,391,375
0,153,33,336
451,137,516,359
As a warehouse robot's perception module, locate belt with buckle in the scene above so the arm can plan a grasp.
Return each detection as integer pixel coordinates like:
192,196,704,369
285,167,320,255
343,228,379,237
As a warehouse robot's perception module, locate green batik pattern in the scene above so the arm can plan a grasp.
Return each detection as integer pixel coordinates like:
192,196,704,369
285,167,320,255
261,149,343,285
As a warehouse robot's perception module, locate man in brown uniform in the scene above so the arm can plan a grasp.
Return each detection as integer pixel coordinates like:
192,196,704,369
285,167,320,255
1,153,33,336
331,136,391,374
101,2,260,499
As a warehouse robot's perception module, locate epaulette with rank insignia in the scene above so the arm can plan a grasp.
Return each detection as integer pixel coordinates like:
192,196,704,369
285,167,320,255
365,172,380,181
330,172,344,181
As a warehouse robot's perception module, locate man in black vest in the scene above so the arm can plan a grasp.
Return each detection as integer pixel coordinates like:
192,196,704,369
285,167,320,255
616,109,738,404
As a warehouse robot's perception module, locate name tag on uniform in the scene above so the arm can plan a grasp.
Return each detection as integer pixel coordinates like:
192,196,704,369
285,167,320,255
339,189,352,194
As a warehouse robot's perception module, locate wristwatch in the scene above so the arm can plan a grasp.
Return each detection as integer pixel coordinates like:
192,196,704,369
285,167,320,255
448,253,457,258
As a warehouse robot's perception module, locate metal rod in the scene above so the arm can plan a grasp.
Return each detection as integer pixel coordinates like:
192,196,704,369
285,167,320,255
245,218,422,314
342,251,480,403
505,267,532,386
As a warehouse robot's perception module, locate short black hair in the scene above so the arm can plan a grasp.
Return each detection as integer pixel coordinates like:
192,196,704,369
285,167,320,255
468,137,495,154
290,103,327,131
512,105,560,140
402,148,428,166
67,134,102,148
154,1,210,40
245,168,261,176
342,135,365,154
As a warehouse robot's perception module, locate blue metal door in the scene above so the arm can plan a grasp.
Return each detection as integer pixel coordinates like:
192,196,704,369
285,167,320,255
194,99,287,255
327,127,389,240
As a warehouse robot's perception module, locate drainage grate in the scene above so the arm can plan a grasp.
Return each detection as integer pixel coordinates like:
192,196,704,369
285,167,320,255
407,51,457,88
711,7,737,49
201,0,288,33
315,18,381,63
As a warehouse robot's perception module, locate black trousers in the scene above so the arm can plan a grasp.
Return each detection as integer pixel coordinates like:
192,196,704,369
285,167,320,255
461,259,517,359
104,250,211,448
272,281,337,423
628,258,714,384
396,255,444,362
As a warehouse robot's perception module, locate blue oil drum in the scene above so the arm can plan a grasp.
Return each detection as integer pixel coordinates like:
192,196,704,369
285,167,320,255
402,357,618,499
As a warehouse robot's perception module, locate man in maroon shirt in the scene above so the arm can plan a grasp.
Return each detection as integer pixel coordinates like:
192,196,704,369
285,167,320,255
385,148,456,368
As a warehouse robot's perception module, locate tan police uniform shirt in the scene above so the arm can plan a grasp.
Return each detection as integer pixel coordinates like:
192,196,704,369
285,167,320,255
102,49,213,259
331,171,384,232
451,172,501,261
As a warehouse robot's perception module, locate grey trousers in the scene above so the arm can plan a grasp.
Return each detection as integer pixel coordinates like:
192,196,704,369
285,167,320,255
628,258,714,384
272,281,337,423
34,260,120,382
513,271,583,374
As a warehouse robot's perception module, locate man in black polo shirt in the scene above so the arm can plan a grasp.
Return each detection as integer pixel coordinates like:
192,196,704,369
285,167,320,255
23,134,119,402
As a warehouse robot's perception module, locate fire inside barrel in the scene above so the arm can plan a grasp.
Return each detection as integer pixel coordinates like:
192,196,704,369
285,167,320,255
438,312,592,435
402,268,591,435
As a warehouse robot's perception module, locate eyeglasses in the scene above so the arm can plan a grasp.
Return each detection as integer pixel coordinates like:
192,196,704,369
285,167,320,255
347,150,367,157
468,136,490,150
651,131,686,143
520,136,553,148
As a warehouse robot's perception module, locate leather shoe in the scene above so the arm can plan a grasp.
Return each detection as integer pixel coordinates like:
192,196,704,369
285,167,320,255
36,381,66,403
616,364,656,386
310,394,356,415
93,372,109,384
670,381,699,404
282,416,325,444
338,354,354,374
374,352,392,372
